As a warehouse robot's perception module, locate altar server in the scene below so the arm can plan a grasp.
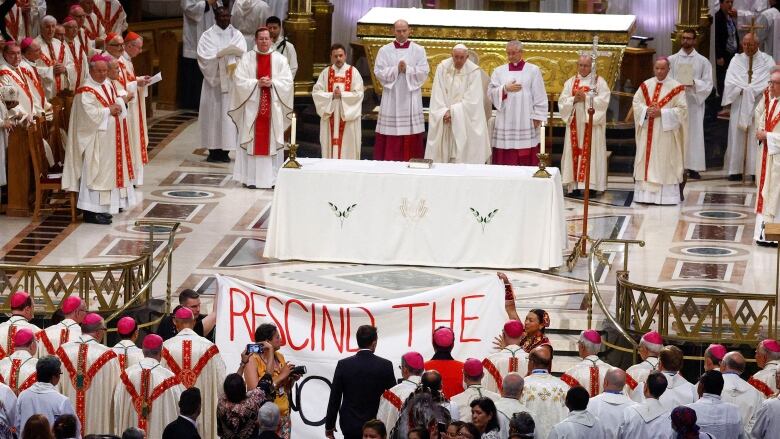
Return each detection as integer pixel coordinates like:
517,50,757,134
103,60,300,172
687,370,745,438
617,371,673,439
632,57,688,205
0,292,40,360
548,386,608,439
111,317,143,371
198,6,246,163
118,32,151,184
93,0,126,34
751,369,780,438
114,334,184,438
656,346,698,410
4,0,46,41
266,16,297,79
750,339,780,397
313,43,363,160
35,297,84,358
723,32,774,180
669,29,713,179
625,331,663,402
425,43,490,164
230,0,270,50
561,330,613,396
373,19,428,161
720,351,763,435
376,351,424,432
754,68,780,244
451,358,500,422
482,320,527,394
0,329,38,395
161,307,226,439
56,313,120,435
586,368,636,438
181,0,219,110
36,16,76,99
559,54,610,192
520,346,568,439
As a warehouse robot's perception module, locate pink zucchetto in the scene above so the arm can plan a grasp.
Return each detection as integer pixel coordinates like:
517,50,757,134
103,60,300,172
83,313,103,326
761,339,780,353
61,296,82,314
9,291,30,309
401,352,424,370
503,320,524,338
707,344,727,361
581,329,602,344
432,327,455,348
13,328,34,346
174,307,194,320
89,53,110,63
19,37,33,51
63,16,76,24
463,358,483,377
142,334,163,350
116,316,137,336
642,331,663,345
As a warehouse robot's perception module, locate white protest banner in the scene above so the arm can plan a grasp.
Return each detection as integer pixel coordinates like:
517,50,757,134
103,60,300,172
215,274,506,438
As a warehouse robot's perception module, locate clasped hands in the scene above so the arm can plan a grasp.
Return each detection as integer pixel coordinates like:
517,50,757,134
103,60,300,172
109,104,122,116
757,130,768,141
259,76,272,88
573,88,587,103
646,105,662,119
398,59,406,74
53,63,67,75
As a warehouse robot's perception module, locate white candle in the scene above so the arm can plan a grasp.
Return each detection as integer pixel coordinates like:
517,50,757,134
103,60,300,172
540,121,546,155
290,113,296,145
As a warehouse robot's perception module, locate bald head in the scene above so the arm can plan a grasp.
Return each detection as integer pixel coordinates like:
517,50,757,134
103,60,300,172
722,351,746,374
604,368,626,391
528,345,552,371
743,33,759,56
393,19,410,44
654,58,670,81
502,373,525,399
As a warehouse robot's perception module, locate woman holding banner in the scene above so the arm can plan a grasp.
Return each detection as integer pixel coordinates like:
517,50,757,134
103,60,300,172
500,273,551,353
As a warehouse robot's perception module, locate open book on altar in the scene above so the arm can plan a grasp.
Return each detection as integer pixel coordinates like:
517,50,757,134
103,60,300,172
217,45,244,58
675,63,694,86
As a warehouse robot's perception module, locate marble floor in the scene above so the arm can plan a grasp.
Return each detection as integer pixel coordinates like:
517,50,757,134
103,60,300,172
0,113,775,368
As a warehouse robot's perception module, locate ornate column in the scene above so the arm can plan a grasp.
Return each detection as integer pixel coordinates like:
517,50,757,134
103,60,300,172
672,0,711,54
285,0,316,94
312,0,334,79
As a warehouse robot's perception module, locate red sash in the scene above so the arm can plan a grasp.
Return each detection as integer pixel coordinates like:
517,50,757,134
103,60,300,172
560,372,581,388
625,373,638,390
120,367,181,432
482,358,503,392
0,68,33,108
758,88,780,214
67,41,84,88
569,77,593,183
640,81,685,180
328,66,352,159
253,53,273,155
57,344,117,433
5,8,19,41
119,60,148,164
161,340,220,388
99,1,124,33
36,326,73,356
381,389,402,410
39,41,67,93
749,376,775,397
8,357,36,395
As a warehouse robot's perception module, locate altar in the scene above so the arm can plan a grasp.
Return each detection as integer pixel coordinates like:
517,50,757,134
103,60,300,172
263,159,567,270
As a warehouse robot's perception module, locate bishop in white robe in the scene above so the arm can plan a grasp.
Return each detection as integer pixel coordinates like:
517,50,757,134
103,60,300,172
63,17,87,87
632,58,688,205
35,297,84,358
4,0,46,41
488,40,547,166
754,70,780,243
451,363,500,422
722,33,774,178
36,16,76,100
312,44,363,160
749,339,780,397
560,330,613,396
669,31,714,176
230,0,270,50
482,321,527,394
376,353,424,432
0,43,39,120
71,3,103,53
228,27,292,189
112,317,143,371
559,55,610,192
93,0,126,34
198,7,246,163
625,331,663,402
373,19,428,161
117,32,151,185
19,40,51,116
0,329,37,395
0,292,41,360
425,44,490,165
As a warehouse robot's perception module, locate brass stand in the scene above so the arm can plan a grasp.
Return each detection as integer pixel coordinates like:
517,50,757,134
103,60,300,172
283,143,302,169
533,153,551,178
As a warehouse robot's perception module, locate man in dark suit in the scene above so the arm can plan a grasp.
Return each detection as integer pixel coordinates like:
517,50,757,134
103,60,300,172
162,387,202,439
325,325,396,439
715,0,741,96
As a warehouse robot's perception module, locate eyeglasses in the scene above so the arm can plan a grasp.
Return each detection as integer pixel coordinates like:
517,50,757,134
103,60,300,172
770,80,780,85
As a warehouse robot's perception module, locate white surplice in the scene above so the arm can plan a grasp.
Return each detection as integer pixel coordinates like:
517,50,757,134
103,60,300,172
669,48,713,172
113,357,184,439
482,344,528,394
198,23,246,152
35,37,76,99
548,410,608,439
494,397,535,439
618,398,674,439
587,391,637,438
624,357,659,402
56,334,120,436
182,0,218,60
488,61,547,149
658,372,698,411
35,319,80,358
230,0,270,50
687,393,746,439
559,73,610,192
0,382,15,434
752,397,780,439
754,92,780,242
722,50,774,176
0,350,36,395
111,340,143,371
161,328,226,439
273,35,298,79
519,370,568,439
0,317,40,360
721,372,764,436
228,49,293,188
425,58,491,164
376,375,421,432
749,360,780,398
15,382,78,438
374,40,428,136
758,7,780,60
312,63,364,160
93,0,127,33
451,385,500,422
632,77,688,205
560,355,613,396
117,53,149,185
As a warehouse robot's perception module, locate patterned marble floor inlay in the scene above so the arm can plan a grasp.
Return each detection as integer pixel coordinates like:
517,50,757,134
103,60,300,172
100,238,164,257
217,237,270,267
679,246,739,257
685,224,744,242
698,192,752,206
336,269,463,291
673,260,734,282
693,210,749,220
161,190,215,199
141,202,206,222
169,172,231,187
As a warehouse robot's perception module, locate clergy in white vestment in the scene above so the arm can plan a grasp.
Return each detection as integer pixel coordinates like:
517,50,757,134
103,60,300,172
587,368,637,438
93,0,126,34
376,352,424,432
0,292,41,361
632,58,687,205
373,19,428,161
625,331,663,402
228,27,293,189
488,40,547,166
0,42,40,119
161,307,226,439
560,330,613,396
0,381,16,437
559,54,610,192
198,7,246,164
20,39,52,117
0,329,38,395
669,29,714,178
722,33,774,179
230,0,270,50
751,369,780,438
519,347,568,439
61,53,137,224
494,373,536,439
720,351,764,435
116,32,151,185
312,43,364,160
749,339,780,397
181,0,219,110
704,343,727,371
111,317,143,371
687,370,745,438
15,356,79,437
658,346,699,410
755,70,780,244
618,371,674,439
114,334,184,439
549,386,608,439
482,320,527,394
267,16,298,79
36,297,84,358
63,16,87,87
3,0,46,41
758,1,780,59
425,44,491,164
451,358,500,422
72,3,104,53
36,16,76,100
56,313,120,436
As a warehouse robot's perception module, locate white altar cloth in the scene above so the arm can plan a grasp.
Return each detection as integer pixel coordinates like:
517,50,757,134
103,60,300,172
263,159,567,269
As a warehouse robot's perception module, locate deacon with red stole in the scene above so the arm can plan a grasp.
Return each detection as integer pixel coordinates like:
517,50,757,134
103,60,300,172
111,317,143,371
750,339,780,398
114,334,184,438
312,43,364,159
424,327,464,399
482,320,527,394
4,0,46,41
70,4,103,54
56,313,121,435
63,16,87,86
36,16,77,99
0,42,37,119
754,68,780,244
632,57,688,205
0,292,41,360
373,19,428,161
625,331,663,402
92,0,127,34
35,296,85,358
560,330,613,396
18,38,50,115
228,26,293,189
161,307,226,439
62,53,136,225
0,329,38,395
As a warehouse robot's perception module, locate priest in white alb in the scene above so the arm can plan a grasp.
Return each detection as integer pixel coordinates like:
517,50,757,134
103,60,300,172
520,347,568,439
425,43,490,164
312,43,363,160
0,292,40,360
373,19,428,161
625,331,663,402
548,386,608,439
230,0,270,50
4,0,46,41
35,296,84,358
114,334,184,439
632,57,687,205
754,67,780,244
488,40,547,166
559,54,610,193
720,351,764,436
560,330,613,396
617,371,674,438
63,16,87,86
587,368,637,438
722,32,774,180
482,320,527,394
35,16,76,99
228,26,292,189
0,329,38,395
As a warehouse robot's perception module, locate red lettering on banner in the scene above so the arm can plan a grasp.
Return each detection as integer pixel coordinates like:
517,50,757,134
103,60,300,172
229,288,251,341
321,306,345,353
310,305,317,351
345,307,376,352
285,300,310,351
432,299,455,330
249,292,267,332
392,303,428,346
460,295,484,342
266,296,286,344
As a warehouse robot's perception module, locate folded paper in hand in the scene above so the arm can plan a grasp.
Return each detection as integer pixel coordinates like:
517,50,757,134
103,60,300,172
218,45,245,58
147,72,162,86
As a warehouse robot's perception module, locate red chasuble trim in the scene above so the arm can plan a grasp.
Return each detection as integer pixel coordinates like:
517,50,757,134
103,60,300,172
0,69,33,107
253,53,273,156
118,61,148,164
57,345,117,433
482,359,503,392
589,365,600,395
8,358,36,395
39,41,67,93
625,373,638,390
84,16,100,40
569,77,594,183
5,9,19,41
327,66,352,159
120,368,180,432
5,326,17,359
749,376,774,397
100,2,124,34
640,81,685,181
758,89,780,214
560,373,581,388
381,389,402,410
21,67,45,107
162,341,220,388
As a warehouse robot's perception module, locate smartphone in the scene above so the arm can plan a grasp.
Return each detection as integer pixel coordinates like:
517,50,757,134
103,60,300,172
246,343,264,355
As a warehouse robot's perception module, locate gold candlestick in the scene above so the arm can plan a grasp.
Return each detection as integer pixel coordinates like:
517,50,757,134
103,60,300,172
534,153,551,178
283,143,302,169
